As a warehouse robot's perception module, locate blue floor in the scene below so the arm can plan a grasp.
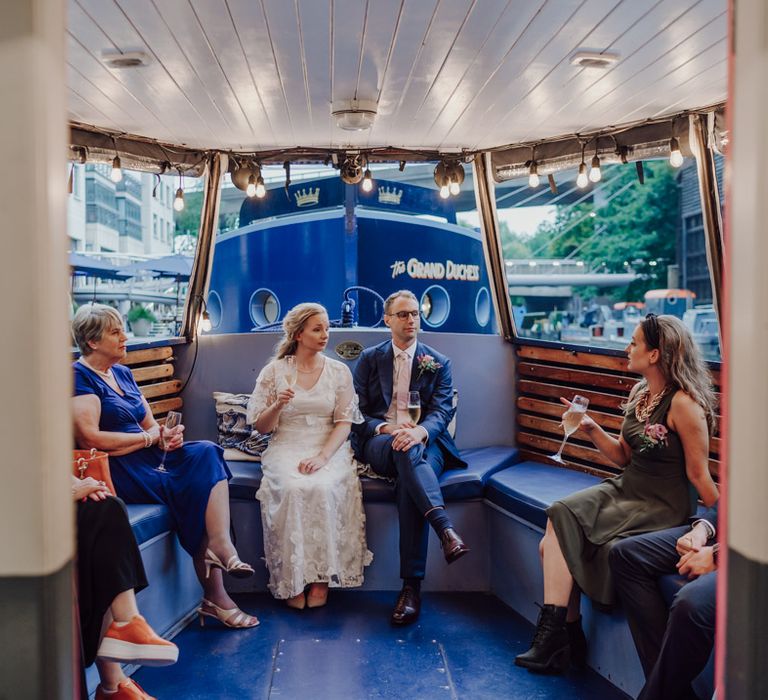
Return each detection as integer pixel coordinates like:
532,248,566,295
134,592,630,699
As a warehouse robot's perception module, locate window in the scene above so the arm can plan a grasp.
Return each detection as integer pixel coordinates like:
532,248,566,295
68,165,204,343
207,162,492,334
493,159,721,361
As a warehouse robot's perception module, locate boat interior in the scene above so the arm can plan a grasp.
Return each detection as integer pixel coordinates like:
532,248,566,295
5,0,768,698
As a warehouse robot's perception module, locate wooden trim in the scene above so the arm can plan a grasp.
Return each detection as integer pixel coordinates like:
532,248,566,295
519,362,638,393
139,380,182,400
517,345,630,373
124,346,173,366
148,397,183,416
517,398,624,431
132,365,174,383
517,432,619,469
518,380,626,411
517,448,616,479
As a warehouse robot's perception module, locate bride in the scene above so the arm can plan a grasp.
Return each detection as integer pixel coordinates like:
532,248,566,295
247,303,372,609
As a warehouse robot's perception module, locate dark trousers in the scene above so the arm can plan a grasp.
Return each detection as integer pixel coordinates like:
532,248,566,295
610,528,716,700
363,435,445,579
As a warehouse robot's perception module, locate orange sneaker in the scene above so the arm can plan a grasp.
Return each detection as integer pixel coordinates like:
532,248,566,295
95,678,156,700
97,615,179,666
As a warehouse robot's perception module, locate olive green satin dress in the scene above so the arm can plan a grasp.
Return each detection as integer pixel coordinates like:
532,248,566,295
546,389,696,608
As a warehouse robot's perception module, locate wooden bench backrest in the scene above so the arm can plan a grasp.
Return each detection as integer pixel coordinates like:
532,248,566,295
123,346,182,423
515,344,721,479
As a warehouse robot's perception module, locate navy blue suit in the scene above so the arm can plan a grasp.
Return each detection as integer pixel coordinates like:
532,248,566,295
352,340,465,579
610,504,718,700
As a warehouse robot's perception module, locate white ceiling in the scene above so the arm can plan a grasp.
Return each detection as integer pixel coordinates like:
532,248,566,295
66,0,728,153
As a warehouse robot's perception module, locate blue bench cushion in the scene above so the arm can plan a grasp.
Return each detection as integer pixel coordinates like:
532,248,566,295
485,460,603,529
227,446,520,502
126,504,174,547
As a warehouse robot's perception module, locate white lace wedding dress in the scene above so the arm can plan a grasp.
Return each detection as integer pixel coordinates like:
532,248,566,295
247,356,373,599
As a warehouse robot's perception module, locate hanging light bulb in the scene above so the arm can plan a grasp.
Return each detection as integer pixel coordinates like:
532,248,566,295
589,154,602,183
449,179,460,196
576,162,589,188
361,168,373,192
198,310,212,333
110,155,123,183
669,137,684,167
173,187,185,211
434,160,450,199
246,172,257,198
255,175,266,198
528,162,540,188
439,184,450,199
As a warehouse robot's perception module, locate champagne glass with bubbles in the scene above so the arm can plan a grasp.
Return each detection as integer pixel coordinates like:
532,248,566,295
157,410,182,472
407,391,421,424
284,355,297,389
549,395,589,464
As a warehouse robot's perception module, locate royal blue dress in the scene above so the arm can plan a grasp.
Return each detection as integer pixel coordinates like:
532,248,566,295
73,362,231,556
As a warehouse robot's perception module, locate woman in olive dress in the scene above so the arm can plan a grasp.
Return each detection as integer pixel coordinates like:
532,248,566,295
515,314,718,674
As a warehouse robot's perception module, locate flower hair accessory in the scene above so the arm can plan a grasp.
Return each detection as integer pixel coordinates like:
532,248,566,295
639,422,669,452
416,353,442,379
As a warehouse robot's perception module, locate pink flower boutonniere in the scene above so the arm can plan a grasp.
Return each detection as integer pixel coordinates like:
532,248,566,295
416,353,442,380
639,422,669,452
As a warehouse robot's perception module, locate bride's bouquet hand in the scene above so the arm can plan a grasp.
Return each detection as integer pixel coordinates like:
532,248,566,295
298,454,328,474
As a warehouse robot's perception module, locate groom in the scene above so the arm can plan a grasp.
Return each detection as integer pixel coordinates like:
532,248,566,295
352,290,469,626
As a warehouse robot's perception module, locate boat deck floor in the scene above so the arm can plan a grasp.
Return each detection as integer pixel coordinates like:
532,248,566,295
134,592,630,699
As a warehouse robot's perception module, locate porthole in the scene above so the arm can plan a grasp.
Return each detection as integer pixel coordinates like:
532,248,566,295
249,288,281,327
475,287,491,327
206,290,223,329
420,285,450,328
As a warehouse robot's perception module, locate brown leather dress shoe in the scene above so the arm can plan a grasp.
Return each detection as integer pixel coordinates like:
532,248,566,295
440,528,470,564
390,585,421,626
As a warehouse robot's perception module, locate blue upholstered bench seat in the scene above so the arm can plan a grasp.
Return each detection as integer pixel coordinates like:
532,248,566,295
228,446,520,502
125,503,174,547
485,460,603,529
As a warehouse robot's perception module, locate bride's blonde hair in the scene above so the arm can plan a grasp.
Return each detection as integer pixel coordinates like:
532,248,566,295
623,314,717,433
272,302,328,360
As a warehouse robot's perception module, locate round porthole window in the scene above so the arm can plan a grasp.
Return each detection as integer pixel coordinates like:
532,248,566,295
475,287,491,327
206,290,223,329
420,285,450,328
249,288,281,327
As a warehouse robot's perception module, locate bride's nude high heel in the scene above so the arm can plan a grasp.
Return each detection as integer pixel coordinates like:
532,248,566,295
286,592,306,610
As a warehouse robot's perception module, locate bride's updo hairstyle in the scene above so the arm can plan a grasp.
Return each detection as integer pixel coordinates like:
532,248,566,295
273,302,329,359
624,314,717,433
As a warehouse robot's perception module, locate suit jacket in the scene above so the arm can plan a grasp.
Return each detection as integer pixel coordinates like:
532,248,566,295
351,339,466,469
690,501,718,540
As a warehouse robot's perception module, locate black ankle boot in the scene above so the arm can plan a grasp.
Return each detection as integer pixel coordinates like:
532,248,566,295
515,604,570,674
567,617,588,669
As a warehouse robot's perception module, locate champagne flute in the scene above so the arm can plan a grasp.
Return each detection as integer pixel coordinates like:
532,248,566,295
549,395,589,464
407,391,421,424
284,355,297,389
157,410,182,472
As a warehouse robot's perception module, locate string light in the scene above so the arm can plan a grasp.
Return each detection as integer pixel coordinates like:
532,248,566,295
528,162,540,188
255,174,266,198
576,143,588,188
110,155,123,183
246,172,257,198
589,151,602,183
669,136,684,167
173,168,185,211
198,310,212,333
433,161,450,199
448,161,464,195
361,166,373,192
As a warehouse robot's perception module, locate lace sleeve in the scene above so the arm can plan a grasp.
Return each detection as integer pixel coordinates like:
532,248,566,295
246,363,277,425
333,362,364,424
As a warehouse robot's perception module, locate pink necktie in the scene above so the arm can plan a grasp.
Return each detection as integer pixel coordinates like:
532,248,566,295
395,352,410,424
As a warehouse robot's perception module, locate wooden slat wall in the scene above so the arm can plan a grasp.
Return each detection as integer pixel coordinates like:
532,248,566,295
515,345,721,479
124,346,182,420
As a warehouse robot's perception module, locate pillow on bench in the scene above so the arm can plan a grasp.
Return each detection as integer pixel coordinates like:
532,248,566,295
213,392,270,462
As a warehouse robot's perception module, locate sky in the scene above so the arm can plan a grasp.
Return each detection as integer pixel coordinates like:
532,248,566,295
457,205,556,237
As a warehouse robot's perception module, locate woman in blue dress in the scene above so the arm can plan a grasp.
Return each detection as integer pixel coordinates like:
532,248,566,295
72,304,258,629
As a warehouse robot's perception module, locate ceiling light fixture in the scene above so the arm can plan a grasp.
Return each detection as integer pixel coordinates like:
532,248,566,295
101,50,151,69
332,99,378,131
569,50,620,69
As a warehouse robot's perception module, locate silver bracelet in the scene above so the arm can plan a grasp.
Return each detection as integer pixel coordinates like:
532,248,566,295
143,431,152,448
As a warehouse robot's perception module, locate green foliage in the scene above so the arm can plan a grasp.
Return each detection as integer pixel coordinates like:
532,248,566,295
174,190,204,237
525,161,679,301
127,305,157,323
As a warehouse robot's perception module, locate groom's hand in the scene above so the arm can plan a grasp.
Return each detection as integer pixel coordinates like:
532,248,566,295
391,428,424,451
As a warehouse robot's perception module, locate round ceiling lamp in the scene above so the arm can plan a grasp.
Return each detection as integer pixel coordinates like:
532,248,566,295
332,99,378,131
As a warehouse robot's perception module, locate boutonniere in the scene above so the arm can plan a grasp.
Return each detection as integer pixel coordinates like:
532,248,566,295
639,422,669,452
416,353,442,380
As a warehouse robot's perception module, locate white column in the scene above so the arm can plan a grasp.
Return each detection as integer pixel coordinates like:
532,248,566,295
0,1,72,576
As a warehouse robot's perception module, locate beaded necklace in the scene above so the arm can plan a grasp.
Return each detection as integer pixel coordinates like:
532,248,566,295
634,385,670,423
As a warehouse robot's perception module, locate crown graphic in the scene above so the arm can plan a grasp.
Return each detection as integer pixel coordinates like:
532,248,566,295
378,186,403,205
294,187,320,207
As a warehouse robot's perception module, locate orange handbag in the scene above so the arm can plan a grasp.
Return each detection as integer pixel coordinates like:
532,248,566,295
72,448,116,496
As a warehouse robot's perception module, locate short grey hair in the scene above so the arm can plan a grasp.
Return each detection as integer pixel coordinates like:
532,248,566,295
383,290,418,315
72,303,124,355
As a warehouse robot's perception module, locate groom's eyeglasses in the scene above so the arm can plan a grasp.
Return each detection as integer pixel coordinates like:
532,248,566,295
387,310,420,320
